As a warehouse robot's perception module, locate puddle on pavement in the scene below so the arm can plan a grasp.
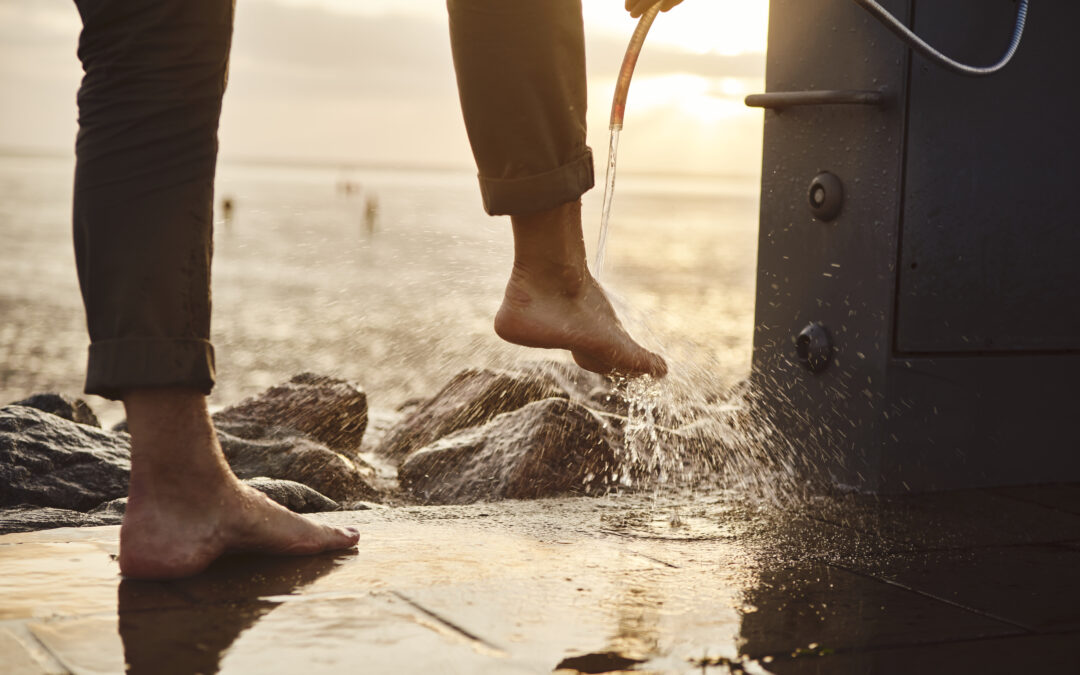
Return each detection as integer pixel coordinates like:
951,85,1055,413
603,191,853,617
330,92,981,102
0,492,775,673
5,487,1071,673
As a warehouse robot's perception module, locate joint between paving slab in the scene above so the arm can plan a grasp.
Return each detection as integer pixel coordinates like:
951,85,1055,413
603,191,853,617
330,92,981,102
823,560,1037,633
627,550,681,568
390,591,507,658
18,622,73,675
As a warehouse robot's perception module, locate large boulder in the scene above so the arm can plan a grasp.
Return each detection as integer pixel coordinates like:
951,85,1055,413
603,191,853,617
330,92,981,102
11,393,101,428
399,397,620,504
0,405,130,511
214,373,368,456
217,428,378,503
376,368,568,463
243,477,342,513
211,373,378,502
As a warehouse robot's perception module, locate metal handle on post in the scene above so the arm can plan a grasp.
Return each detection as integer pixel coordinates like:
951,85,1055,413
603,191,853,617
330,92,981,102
745,89,888,110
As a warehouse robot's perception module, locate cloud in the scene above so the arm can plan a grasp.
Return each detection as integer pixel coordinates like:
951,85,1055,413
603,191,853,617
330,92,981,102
0,0,766,175
227,2,764,102
586,36,765,81
228,2,458,101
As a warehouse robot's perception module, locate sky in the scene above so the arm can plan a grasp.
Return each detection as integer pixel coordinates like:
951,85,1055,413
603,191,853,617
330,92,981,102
0,0,769,176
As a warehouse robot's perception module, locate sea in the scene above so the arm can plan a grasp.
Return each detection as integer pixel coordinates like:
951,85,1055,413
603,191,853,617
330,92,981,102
0,151,760,427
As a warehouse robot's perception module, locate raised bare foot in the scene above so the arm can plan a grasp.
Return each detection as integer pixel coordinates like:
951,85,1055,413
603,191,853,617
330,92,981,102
118,389,359,580
497,200,667,378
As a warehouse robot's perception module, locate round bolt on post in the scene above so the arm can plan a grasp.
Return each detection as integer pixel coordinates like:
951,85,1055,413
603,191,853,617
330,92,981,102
808,172,844,221
796,322,833,373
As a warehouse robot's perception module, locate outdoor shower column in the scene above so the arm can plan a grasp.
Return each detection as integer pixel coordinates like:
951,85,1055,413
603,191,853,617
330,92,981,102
748,0,1080,491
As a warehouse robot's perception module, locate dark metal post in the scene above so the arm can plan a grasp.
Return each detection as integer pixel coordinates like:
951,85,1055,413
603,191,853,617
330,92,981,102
749,0,1080,491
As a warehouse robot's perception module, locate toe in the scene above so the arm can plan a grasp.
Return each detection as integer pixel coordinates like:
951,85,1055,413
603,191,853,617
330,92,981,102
339,526,361,547
324,524,360,550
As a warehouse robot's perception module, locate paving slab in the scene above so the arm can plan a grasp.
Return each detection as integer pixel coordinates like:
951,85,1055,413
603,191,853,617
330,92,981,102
738,561,1020,660
989,483,1080,516
0,625,66,675
0,497,767,674
843,544,1080,632
805,488,1080,551
1,489,1079,673
755,631,1080,675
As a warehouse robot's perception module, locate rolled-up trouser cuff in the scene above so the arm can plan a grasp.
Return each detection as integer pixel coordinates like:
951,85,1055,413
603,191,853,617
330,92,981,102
478,149,595,216
85,338,216,400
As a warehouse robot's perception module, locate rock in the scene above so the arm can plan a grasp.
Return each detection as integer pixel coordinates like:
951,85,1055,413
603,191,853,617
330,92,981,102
89,497,128,518
11,393,101,428
243,477,340,513
0,504,118,534
217,428,378,503
359,408,406,455
399,397,620,504
214,373,368,456
395,397,426,417
90,478,341,516
516,360,612,402
208,373,378,502
377,368,568,463
587,387,630,416
0,405,130,511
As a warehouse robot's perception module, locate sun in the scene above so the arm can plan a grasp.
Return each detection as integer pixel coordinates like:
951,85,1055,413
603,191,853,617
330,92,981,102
584,0,769,57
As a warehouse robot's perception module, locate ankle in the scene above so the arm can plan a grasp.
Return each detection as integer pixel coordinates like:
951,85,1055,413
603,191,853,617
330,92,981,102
509,200,589,282
123,387,235,489
508,259,587,298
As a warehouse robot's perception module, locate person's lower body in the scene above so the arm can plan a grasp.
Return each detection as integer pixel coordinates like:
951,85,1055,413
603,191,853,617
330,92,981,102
447,0,666,377
72,0,357,579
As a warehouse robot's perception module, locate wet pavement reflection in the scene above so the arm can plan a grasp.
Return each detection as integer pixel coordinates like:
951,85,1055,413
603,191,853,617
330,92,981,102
2,485,1080,673
120,553,352,675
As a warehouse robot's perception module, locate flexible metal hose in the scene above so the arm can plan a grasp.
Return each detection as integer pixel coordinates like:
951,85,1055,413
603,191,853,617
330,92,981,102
852,0,1029,76
609,3,662,129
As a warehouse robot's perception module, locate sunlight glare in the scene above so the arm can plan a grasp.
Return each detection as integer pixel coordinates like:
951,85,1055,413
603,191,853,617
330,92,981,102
621,74,751,123
584,0,769,56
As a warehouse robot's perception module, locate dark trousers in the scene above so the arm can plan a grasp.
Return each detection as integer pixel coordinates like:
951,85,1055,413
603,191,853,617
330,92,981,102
72,0,594,400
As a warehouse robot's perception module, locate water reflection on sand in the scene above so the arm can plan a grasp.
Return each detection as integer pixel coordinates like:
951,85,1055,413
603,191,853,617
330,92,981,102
0,154,759,427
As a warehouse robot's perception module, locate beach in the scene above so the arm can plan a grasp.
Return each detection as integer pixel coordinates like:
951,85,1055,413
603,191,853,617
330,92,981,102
0,152,760,424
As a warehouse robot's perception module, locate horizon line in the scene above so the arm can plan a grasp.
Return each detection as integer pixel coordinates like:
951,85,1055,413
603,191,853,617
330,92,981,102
0,146,760,182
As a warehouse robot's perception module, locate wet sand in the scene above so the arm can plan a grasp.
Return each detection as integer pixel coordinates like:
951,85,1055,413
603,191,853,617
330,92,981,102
0,154,759,426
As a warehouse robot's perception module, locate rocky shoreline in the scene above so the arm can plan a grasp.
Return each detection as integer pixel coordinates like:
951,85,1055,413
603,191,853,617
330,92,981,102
1,363,742,534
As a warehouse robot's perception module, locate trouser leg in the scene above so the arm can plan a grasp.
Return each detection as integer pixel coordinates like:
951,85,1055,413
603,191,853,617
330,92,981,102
447,0,594,216
72,0,234,400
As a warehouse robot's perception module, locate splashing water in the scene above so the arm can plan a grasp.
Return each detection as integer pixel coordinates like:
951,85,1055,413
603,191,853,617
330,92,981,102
565,290,814,507
609,365,807,506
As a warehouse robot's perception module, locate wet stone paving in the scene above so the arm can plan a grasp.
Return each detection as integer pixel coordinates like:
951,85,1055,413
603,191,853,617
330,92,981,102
2,485,1080,674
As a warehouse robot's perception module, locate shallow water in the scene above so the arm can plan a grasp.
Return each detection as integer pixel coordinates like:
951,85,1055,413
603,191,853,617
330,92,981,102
0,152,760,431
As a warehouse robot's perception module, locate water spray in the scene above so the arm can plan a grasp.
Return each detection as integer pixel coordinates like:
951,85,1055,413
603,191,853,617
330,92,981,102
594,3,662,280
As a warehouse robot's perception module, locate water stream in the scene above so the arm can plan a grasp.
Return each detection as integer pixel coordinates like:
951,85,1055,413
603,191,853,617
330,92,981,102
594,3,660,281
593,126,621,280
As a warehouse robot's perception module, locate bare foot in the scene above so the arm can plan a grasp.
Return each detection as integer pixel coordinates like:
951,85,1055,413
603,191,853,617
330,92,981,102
118,389,359,580
498,200,667,378
495,264,666,377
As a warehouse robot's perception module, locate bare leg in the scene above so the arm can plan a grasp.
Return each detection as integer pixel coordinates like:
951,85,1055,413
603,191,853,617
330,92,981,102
119,388,359,579
494,200,667,377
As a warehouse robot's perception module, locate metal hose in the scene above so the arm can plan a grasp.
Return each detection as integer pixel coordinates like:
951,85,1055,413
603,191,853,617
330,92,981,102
609,3,662,129
852,0,1029,76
